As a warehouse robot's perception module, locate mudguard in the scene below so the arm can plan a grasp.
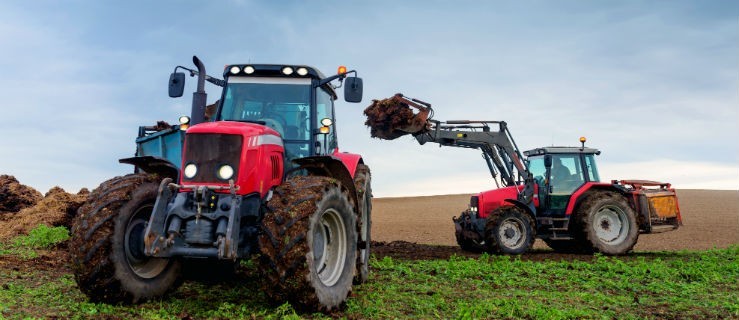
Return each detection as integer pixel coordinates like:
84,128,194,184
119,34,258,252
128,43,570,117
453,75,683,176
564,182,622,215
504,198,537,219
331,151,362,179
293,156,360,211
119,156,179,180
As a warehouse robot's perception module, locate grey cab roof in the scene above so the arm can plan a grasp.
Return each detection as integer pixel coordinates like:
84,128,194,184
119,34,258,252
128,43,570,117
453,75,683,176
524,146,601,156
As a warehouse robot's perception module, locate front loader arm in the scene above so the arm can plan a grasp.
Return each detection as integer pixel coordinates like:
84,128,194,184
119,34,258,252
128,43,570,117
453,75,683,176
364,93,535,205
414,120,535,205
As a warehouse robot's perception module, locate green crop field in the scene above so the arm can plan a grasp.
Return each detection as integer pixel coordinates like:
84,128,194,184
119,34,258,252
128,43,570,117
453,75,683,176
0,225,737,319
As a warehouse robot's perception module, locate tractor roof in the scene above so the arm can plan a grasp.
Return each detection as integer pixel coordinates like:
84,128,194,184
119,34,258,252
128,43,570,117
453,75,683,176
223,64,327,80
523,146,601,156
223,64,337,98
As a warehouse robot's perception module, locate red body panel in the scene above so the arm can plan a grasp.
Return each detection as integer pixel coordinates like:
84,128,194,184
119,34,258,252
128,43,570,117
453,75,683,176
331,150,362,179
180,121,284,198
564,182,615,215
477,184,537,219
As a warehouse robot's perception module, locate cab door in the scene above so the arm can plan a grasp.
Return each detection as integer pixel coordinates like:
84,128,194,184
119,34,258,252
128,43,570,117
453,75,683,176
547,154,586,215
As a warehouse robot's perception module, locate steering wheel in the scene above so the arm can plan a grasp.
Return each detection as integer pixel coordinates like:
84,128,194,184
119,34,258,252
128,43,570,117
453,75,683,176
262,119,285,136
263,112,288,129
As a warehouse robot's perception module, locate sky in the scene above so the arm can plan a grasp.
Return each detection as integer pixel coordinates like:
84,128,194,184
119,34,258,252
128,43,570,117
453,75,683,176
0,1,737,197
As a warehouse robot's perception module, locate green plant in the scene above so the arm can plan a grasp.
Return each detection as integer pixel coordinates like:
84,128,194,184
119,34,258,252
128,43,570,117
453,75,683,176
12,225,69,249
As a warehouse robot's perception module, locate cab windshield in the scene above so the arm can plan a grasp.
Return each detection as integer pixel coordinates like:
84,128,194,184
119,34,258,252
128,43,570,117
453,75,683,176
220,78,311,140
219,77,312,161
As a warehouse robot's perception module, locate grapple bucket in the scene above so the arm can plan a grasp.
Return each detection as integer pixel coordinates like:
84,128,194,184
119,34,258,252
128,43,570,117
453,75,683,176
618,180,682,233
363,94,432,140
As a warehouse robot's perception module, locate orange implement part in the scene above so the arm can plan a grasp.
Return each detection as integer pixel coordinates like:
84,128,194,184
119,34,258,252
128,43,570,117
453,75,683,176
645,191,680,219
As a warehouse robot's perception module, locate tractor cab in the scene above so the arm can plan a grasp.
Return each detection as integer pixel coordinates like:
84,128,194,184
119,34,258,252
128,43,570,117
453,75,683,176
216,64,362,166
524,142,601,215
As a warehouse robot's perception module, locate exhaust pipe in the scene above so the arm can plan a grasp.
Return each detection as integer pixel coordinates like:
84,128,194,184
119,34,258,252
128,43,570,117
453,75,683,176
190,56,207,125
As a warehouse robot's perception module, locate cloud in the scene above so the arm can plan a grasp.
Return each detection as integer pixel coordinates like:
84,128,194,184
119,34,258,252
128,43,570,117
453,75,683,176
0,1,736,197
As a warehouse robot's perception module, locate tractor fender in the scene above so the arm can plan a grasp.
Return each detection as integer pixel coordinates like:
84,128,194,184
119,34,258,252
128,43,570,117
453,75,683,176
330,152,363,180
119,156,179,180
565,182,627,215
503,199,537,225
293,155,360,212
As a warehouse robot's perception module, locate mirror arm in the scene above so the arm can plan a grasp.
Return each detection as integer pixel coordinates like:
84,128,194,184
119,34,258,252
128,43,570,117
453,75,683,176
317,70,357,87
174,66,225,87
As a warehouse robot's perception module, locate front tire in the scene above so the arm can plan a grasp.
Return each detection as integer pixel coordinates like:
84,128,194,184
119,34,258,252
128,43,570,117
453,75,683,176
69,174,182,303
454,211,486,253
259,176,357,312
484,206,535,255
353,164,372,284
574,191,639,255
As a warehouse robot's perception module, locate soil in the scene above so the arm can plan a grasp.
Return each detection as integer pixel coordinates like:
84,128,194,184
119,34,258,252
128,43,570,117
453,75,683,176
0,175,735,264
370,190,739,260
363,94,428,140
0,186,89,241
0,175,43,215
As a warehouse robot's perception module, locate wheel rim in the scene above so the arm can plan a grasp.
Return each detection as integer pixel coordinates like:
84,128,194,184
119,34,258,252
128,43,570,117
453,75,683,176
313,208,347,287
592,204,629,244
124,204,169,279
498,218,526,249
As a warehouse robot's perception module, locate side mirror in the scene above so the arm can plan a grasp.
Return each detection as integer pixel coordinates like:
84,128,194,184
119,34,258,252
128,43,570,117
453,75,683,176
168,72,186,98
344,77,363,103
544,155,553,168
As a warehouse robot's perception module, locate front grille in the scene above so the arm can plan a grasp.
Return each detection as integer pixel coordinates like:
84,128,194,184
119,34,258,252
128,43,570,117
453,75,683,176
270,155,280,180
183,133,242,183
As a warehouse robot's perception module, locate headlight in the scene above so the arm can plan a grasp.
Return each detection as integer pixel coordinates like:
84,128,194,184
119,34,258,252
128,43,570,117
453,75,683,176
229,66,241,75
296,67,308,76
217,164,234,180
184,163,197,179
244,66,255,74
281,66,294,75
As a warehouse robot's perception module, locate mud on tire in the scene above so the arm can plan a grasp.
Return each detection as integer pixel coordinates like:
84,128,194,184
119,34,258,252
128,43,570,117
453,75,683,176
353,164,372,284
573,191,639,255
454,211,486,253
259,176,357,312
69,173,182,303
484,206,535,255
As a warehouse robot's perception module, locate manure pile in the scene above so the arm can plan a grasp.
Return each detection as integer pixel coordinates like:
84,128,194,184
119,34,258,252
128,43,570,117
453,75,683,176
0,175,89,241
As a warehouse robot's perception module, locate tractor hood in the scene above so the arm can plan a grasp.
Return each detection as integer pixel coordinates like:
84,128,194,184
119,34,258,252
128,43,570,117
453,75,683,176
180,121,284,196
186,120,281,138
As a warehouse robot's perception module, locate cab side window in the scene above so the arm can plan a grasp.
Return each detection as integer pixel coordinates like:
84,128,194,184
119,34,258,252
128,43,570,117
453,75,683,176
551,155,584,194
316,88,336,153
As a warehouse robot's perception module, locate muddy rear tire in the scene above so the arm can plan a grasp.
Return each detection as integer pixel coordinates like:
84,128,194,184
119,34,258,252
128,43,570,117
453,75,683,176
574,191,639,255
353,164,372,284
484,206,535,255
69,174,182,303
259,176,357,312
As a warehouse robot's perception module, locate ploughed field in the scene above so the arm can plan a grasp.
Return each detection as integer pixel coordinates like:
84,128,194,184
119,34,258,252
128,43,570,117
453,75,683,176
372,190,739,260
1,179,737,318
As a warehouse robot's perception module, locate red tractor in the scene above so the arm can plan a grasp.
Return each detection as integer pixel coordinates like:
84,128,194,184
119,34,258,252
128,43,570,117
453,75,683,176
69,57,372,311
370,94,681,255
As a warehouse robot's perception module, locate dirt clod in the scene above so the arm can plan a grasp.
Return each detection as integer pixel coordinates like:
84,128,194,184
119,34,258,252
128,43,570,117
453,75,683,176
363,94,429,140
0,175,43,215
0,185,89,241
